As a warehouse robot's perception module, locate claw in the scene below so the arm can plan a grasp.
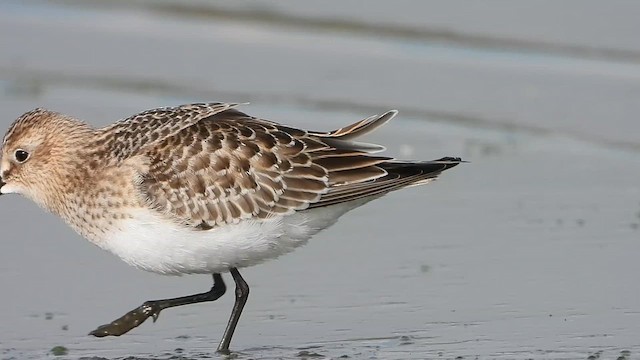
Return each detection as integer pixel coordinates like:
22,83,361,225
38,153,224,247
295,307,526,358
89,325,113,337
151,311,160,323
142,302,162,322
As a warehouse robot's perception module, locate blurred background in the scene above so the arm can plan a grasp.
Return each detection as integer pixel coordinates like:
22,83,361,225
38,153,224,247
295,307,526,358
1,1,639,359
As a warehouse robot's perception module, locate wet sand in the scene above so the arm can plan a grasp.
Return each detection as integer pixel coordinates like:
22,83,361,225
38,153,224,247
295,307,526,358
1,1,639,359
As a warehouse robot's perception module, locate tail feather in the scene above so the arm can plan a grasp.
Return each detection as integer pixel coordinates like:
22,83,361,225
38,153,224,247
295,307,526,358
311,110,398,140
310,110,398,153
303,109,463,210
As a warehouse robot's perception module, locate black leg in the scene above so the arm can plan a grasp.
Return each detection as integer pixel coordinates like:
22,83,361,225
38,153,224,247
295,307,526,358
217,268,249,354
90,273,226,337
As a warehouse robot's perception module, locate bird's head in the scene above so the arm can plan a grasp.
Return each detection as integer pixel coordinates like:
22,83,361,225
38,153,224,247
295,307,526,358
0,109,92,209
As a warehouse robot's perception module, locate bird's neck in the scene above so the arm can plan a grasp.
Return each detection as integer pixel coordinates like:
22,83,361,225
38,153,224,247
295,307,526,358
49,155,147,245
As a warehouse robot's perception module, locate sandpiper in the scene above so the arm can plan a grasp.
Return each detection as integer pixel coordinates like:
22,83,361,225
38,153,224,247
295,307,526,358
0,103,462,353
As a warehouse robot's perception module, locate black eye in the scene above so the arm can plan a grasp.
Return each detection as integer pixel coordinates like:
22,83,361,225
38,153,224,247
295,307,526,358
15,149,29,163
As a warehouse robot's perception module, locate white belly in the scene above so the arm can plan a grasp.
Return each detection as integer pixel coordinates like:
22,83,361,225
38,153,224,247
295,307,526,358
96,200,370,275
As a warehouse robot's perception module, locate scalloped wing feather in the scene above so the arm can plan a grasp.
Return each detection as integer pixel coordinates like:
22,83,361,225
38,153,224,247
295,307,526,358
94,102,242,164
123,106,460,229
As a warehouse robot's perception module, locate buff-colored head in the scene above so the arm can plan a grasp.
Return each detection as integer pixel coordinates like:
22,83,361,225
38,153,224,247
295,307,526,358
0,109,93,208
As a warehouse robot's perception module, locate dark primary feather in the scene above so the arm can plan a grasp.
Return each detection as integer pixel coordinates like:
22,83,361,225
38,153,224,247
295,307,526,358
310,158,461,208
100,103,462,229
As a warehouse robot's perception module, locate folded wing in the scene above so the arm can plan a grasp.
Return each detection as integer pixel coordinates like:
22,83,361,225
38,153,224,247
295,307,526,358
131,106,461,229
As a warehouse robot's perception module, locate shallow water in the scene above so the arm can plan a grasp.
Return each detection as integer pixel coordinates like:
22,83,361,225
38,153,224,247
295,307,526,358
1,1,640,359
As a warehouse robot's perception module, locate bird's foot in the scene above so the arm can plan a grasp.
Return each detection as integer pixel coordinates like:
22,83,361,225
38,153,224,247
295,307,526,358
89,301,162,337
